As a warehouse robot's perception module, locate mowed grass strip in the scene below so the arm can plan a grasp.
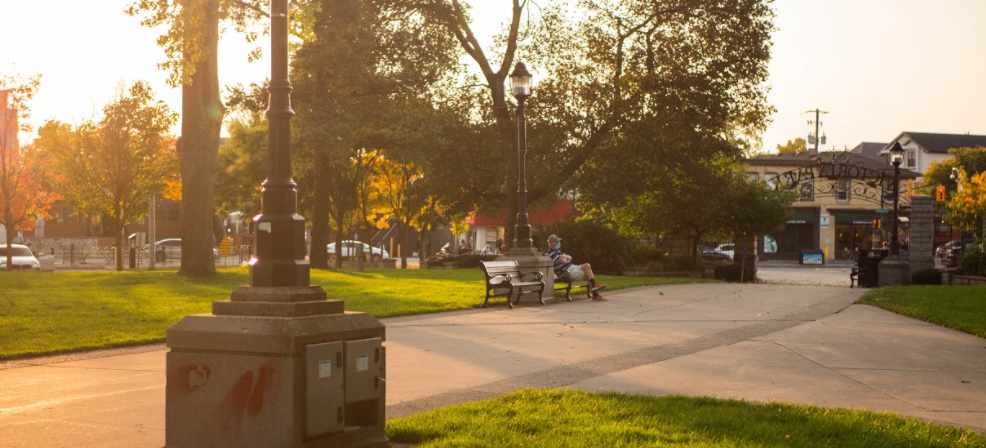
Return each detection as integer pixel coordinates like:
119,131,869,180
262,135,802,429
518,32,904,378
857,286,986,338
0,268,708,359
387,389,985,448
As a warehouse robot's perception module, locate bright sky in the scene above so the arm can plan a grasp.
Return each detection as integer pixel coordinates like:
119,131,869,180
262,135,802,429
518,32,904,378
3,0,985,152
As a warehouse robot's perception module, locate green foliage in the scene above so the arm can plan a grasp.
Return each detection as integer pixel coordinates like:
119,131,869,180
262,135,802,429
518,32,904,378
0,268,705,359
910,269,943,286
388,389,985,448
858,285,986,338
533,220,636,274
958,240,986,277
214,117,266,217
713,263,756,283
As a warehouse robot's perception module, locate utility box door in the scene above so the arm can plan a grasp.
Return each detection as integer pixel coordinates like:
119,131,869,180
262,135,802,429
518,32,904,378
344,338,383,403
305,341,345,438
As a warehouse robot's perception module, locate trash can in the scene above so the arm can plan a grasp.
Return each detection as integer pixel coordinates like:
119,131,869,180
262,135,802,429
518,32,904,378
856,249,887,288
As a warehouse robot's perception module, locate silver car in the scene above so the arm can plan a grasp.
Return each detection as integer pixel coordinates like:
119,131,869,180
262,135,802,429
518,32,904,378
327,241,389,262
0,244,41,271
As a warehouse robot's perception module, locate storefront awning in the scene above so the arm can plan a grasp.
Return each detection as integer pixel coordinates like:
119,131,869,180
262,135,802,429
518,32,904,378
787,211,817,224
835,213,879,225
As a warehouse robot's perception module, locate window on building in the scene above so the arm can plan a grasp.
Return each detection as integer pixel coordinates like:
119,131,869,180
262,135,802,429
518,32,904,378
836,179,851,202
747,172,760,183
907,151,916,168
765,172,779,190
800,179,814,201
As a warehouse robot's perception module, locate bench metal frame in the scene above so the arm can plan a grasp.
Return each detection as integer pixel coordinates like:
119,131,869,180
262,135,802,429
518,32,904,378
480,260,545,309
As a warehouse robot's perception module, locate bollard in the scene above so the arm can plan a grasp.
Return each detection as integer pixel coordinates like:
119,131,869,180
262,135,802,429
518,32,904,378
70,244,75,267
129,247,137,270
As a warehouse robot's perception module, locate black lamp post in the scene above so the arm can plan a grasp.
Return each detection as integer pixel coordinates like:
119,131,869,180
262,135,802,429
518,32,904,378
889,142,904,257
510,62,533,249
250,0,309,287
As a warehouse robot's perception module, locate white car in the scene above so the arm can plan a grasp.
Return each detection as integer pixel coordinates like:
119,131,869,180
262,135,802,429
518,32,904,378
712,243,735,261
327,241,389,262
154,238,220,262
0,244,41,271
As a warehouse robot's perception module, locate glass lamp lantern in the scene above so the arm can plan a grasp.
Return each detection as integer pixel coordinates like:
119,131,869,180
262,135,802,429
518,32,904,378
510,62,533,98
889,142,905,166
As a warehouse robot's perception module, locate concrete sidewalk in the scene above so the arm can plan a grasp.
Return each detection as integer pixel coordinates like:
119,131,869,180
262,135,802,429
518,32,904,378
2,283,985,447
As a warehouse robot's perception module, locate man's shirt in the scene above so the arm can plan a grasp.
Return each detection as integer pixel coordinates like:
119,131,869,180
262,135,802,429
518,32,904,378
546,248,573,277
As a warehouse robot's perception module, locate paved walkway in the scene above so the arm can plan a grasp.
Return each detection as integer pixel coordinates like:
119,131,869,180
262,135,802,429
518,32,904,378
2,283,985,447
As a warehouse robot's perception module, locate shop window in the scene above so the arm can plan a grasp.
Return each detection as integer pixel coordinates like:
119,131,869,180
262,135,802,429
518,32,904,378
765,172,779,190
799,179,814,201
836,180,851,202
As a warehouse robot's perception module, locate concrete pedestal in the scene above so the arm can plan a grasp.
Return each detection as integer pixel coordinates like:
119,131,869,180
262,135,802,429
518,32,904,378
165,286,388,448
878,257,911,286
502,248,555,304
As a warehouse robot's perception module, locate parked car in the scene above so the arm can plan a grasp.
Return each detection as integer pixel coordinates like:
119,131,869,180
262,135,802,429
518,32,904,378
0,244,41,271
327,241,388,262
936,240,964,260
703,243,735,261
154,238,220,262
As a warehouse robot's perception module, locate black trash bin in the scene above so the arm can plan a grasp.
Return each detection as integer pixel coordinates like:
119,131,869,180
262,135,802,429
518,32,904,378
856,249,887,288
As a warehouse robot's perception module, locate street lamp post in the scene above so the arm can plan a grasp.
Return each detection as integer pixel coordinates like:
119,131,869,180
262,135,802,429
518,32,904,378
889,142,904,257
510,62,533,249
249,0,309,287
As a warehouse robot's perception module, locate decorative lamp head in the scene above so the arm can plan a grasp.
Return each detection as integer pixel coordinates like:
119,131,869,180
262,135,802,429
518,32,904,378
889,142,904,166
509,62,533,99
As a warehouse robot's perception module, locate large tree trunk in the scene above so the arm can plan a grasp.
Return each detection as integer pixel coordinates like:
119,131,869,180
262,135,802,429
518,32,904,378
309,156,330,269
178,0,222,277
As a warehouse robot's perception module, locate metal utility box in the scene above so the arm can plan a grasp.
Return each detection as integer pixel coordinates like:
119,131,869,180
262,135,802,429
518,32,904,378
305,341,345,438
344,338,383,403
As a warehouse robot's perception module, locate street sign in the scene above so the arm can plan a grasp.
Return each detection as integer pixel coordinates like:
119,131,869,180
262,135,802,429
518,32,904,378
219,237,233,257
876,208,889,214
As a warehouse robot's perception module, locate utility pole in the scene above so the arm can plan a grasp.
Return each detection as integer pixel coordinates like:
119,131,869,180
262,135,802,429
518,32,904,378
804,109,828,155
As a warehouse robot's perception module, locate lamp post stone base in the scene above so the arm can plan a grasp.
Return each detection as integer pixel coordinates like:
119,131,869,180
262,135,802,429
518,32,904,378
878,257,911,286
165,286,388,448
502,248,555,304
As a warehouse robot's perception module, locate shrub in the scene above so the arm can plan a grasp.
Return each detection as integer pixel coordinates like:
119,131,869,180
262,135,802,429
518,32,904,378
630,244,667,265
911,268,943,285
959,240,986,277
713,263,756,283
533,220,635,274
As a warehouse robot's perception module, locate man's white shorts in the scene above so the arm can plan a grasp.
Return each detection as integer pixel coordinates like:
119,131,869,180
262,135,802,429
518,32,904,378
564,264,585,282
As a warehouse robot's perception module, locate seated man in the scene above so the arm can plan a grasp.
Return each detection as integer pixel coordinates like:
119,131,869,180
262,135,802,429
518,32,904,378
546,234,607,301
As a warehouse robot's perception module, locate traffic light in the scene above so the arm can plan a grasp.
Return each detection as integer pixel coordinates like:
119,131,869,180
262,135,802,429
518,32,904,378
936,185,946,202
872,219,881,229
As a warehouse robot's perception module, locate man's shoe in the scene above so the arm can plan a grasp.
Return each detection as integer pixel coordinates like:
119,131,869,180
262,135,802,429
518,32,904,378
592,295,608,302
591,283,607,292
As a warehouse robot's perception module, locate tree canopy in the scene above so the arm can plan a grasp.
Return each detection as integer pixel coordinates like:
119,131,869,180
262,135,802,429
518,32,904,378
777,138,808,154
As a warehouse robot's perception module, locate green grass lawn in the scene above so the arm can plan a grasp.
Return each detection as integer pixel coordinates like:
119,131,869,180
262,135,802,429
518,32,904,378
857,286,986,338
387,389,985,448
0,267,708,359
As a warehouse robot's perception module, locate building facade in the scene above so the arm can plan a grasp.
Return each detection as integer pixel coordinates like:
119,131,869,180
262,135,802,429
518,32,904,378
747,151,920,261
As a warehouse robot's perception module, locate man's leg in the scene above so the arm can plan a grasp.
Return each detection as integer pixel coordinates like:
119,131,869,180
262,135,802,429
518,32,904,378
579,264,607,298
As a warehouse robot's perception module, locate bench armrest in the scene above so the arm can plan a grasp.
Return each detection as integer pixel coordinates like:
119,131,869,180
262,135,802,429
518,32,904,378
520,271,543,282
490,273,513,284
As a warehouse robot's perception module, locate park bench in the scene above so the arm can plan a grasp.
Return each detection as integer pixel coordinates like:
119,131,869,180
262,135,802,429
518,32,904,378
479,260,546,309
554,275,592,302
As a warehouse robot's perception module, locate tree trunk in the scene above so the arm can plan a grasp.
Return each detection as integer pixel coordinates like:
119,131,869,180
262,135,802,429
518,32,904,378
309,156,330,269
178,0,222,277
3,209,12,271
398,222,408,269
333,208,344,268
116,221,125,272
